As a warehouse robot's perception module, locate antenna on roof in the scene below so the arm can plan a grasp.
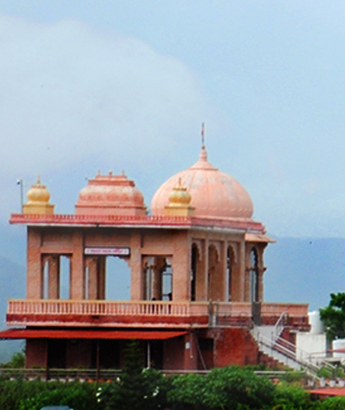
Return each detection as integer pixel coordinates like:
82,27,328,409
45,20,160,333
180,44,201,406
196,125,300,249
201,122,205,148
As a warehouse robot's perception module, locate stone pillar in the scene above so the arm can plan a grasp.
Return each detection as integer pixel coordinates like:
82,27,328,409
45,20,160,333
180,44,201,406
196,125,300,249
172,232,190,301
130,232,142,300
208,244,223,301
204,239,209,300
70,230,84,300
27,228,43,299
243,243,251,302
87,257,99,300
220,241,227,301
257,267,265,302
48,255,60,299
209,242,226,302
152,257,165,300
98,256,106,300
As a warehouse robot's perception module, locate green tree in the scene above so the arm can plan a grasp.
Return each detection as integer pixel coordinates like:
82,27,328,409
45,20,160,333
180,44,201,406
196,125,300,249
0,350,25,368
320,293,345,339
101,339,167,410
167,373,207,410
272,382,318,410
167,366,276,410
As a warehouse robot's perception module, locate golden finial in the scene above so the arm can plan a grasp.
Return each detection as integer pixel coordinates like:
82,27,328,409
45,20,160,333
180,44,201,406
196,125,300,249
23,176,54,215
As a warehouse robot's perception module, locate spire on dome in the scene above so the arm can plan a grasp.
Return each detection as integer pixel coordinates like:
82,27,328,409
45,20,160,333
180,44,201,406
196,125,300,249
200,123,208,161
201,122,205,148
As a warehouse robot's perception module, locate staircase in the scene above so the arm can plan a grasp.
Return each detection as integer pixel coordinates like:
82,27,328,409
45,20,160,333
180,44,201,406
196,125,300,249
252,312,335,377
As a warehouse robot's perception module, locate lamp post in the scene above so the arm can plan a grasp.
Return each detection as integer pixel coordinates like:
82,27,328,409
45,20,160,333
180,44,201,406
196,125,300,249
17,179,24,213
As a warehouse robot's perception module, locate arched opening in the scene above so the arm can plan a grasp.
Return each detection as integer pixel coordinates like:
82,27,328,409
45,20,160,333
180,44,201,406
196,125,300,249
144,256,172,301
106,256,131,300
42,258,49,299
191,244,199,301
41,255,68,300
250,248,259,303
226,246,235,302
84,255,130,301
208,245,222,301
59,255,71,300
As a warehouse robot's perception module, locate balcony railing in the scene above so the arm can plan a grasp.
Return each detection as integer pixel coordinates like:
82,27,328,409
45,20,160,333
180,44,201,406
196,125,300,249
8,299,194,316
6,299,309,328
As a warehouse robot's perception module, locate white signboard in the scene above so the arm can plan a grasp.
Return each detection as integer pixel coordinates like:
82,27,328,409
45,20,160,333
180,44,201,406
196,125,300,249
84,247,130,256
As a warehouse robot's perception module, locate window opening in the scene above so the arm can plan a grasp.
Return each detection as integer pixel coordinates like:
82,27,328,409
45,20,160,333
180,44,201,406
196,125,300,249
250,248,259,302
43,259,49,299
106,256,130,301
144,257,154,301
191,245,198,301
144,257,172,301
59,255,71,299
162,260,172,301
226,247,233,302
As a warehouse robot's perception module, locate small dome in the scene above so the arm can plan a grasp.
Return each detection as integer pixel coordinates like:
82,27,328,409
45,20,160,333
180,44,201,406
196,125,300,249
27,176,50,204
168,179,192,206
75,171,146,216
151,146,253,219
23,176,54,215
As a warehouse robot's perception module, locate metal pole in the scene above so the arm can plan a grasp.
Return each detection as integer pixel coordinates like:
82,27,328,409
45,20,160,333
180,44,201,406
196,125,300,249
17,179,24,212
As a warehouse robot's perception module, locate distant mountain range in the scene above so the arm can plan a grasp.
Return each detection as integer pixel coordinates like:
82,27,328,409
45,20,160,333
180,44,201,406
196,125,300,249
0,222,345,362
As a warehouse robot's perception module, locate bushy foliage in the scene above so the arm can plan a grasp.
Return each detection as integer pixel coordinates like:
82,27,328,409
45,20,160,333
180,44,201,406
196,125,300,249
0,379,44,410
167,373,207,410
3,364,345,410
272,382,316,410
18,381,100,410
320,293,345,339
0,379,100,410
167,366,275,410
320,396,345,409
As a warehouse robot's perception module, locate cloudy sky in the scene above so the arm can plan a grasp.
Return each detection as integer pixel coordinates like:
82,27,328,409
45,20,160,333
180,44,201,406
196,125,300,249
1,1,345,238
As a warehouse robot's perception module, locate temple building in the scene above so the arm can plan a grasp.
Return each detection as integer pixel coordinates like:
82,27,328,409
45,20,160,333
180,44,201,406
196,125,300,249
0,144,309,372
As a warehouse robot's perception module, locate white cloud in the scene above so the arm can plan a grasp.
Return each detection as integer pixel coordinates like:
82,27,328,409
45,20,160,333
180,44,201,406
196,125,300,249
0,14,208,220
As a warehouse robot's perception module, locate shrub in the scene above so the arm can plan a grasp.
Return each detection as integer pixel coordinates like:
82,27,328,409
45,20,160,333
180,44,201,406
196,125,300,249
272,382,317,410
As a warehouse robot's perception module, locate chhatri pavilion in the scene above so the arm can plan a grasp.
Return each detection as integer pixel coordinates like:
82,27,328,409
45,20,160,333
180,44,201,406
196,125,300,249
0,144,309,372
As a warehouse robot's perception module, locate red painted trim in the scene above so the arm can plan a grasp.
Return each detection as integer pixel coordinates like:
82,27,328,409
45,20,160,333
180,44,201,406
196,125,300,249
9,213,265,232
0,328,187,340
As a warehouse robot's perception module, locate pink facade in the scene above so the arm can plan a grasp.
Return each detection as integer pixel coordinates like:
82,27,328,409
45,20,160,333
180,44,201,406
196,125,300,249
2,146,309,372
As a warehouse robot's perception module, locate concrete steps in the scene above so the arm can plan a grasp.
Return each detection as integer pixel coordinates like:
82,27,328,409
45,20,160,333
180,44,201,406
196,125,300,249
252,326,302,371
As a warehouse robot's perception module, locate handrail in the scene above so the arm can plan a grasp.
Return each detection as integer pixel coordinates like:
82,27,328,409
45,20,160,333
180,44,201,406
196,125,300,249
272,311,288,342
253,314,336,378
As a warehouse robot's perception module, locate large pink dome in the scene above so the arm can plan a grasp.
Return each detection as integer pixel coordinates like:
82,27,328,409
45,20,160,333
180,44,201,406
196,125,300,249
151,147,254,219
